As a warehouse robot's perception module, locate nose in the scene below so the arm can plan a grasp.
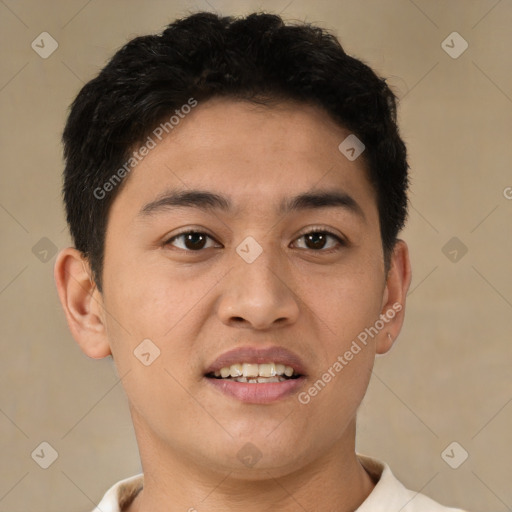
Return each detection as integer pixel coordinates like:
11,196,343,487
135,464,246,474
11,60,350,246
216,245,300,330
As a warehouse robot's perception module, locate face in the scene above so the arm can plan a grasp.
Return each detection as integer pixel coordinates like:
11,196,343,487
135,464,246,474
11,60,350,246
91,98,403,476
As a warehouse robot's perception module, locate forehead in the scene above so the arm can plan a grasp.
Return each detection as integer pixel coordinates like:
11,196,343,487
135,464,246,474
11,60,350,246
108,97,377,222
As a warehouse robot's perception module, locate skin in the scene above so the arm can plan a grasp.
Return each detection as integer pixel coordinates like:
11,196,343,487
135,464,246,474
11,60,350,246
55,97,411,512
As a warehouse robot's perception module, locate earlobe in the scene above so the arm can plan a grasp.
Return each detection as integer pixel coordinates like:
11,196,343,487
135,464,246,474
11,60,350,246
376,240,412,355
54,248,111,359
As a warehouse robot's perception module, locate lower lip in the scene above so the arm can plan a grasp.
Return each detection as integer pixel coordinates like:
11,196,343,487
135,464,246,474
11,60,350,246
205,376,306,404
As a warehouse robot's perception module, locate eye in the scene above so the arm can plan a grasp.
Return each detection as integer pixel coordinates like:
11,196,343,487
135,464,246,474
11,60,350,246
165,230,220,251
293,229,345,252
164,228,345,253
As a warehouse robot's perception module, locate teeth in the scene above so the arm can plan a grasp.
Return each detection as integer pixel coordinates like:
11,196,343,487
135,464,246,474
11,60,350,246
234,376,287,383
230,363,243,377
242,363,260,378
259,363,275,377
213,362,298,379
284,366,294,377
276,363,285,375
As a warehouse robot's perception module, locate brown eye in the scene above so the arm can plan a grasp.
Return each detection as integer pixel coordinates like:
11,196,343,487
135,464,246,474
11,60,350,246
166,231,218,251
294,230,344,252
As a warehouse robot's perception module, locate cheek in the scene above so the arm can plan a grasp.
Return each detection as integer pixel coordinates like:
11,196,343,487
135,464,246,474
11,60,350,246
100,271,205,441
101,254,213,382
102,253,183,336
297,256,383,409
299,293,378,435
307,259,384,338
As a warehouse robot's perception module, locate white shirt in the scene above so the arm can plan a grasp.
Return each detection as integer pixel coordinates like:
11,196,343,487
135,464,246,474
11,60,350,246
92,454,467,512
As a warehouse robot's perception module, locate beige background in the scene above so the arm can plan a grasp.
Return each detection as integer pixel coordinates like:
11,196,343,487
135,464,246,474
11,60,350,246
1,0,511,511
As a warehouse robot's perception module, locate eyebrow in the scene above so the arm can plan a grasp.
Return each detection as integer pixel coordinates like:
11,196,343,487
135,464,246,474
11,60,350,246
139,188,365,220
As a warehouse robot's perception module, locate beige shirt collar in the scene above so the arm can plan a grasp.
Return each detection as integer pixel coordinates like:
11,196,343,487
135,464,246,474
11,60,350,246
92,454,466,512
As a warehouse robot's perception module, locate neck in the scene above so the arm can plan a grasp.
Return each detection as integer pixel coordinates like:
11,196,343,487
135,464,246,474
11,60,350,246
126,415,375,512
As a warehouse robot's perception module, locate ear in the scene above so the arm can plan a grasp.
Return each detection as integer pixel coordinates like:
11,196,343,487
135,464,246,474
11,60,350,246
375,239,412,355
54,248,111,359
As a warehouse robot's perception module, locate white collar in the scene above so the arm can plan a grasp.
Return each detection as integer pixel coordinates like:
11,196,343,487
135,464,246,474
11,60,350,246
92,454,465,512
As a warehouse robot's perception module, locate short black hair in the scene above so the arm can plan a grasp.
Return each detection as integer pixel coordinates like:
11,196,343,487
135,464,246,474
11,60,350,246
62,11,409,292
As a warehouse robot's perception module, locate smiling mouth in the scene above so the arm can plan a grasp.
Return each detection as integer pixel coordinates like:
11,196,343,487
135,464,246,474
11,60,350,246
205,362,303,383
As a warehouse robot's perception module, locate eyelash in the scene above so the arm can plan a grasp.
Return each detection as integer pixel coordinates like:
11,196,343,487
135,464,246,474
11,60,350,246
164,227,346,254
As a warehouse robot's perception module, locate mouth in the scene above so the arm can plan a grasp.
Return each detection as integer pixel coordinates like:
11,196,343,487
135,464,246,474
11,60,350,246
204,361,306,404
203,346,308,403
205,362,303,383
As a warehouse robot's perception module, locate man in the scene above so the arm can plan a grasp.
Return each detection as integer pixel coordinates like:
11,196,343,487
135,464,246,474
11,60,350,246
54,11,467,512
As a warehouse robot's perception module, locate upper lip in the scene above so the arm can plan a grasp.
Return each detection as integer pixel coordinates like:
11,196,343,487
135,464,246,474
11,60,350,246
204,346,307,376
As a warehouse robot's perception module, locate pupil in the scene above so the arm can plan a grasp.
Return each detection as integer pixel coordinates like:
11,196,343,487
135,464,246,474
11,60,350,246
306,233,325,250
185,233,206,250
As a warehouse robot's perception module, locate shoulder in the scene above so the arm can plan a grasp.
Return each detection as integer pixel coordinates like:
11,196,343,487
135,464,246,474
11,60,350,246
356,454,468,512
91,459,470,512
91,473,144,512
